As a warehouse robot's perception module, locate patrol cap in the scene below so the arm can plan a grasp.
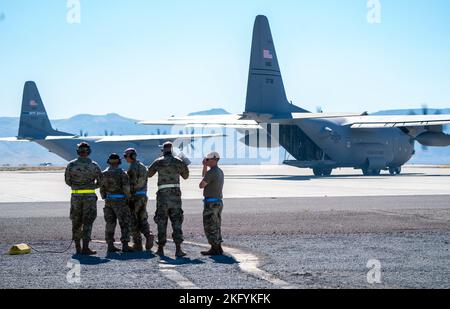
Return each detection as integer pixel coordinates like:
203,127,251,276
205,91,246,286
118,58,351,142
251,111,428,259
124,148,137,158
205,151,220,160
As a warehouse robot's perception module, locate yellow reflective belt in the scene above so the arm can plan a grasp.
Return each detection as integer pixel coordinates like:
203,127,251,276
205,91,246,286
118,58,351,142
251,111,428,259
72,189,96,194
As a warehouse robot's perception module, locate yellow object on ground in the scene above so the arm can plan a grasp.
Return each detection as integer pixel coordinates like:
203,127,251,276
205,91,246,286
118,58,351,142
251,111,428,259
9,244,31,255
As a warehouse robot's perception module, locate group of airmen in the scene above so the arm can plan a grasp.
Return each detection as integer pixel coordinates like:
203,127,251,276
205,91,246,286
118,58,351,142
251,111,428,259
64,141,225,258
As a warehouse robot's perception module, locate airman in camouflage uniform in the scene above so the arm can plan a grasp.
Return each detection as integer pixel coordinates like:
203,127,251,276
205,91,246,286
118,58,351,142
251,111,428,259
124,148,154,252
148,142,189,257
64,142,102,255
199,152,225,256
100,153,134,253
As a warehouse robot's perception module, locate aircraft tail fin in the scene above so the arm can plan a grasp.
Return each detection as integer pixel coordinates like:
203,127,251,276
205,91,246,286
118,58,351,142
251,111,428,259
18,81,72,139
245,15,307,117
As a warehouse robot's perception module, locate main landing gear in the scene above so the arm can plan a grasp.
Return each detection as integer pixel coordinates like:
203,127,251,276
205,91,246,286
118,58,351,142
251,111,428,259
361,167,402,176
362,168,381,176
389,167,402,176
313,168,333,177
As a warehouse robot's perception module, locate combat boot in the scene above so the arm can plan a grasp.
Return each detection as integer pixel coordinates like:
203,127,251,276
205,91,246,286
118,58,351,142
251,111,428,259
156,244,164,256
75,240,82,254
107,242,121,253
132,238,143,252
217,244,224,255
145,234,154,252
201,244,222,256
175,244,187,258
81,240,97,255
122,241,135,253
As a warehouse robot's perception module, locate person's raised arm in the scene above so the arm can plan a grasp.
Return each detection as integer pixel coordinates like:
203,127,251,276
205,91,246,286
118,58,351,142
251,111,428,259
180,161,189,180
147,161,158,178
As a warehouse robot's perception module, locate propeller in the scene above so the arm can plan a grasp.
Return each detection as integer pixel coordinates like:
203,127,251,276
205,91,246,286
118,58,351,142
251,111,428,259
408,104,448,151
177,128,196,153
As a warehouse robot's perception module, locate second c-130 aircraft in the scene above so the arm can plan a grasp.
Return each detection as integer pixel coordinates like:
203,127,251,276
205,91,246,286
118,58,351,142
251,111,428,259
0,81,221,168
143,15,450,177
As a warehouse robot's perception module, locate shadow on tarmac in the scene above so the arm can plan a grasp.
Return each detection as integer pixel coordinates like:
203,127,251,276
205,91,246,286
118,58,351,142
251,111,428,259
159,255,204,266
105,251,157,261
255,173,430,181
209,254,238,265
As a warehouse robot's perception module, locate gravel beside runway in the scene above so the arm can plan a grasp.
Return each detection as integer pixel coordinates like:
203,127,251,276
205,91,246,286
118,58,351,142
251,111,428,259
0,233,448,289
0,196,449,289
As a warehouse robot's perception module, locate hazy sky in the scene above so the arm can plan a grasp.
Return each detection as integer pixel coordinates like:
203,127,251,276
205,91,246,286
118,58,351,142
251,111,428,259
0,0,449,120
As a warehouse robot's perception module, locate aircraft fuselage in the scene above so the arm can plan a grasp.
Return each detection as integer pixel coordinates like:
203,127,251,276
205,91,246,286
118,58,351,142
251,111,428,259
296,117,414,169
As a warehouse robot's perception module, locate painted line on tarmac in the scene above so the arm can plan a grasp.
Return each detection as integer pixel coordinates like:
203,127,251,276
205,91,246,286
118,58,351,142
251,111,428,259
159,262,200,289
92,240,199,289
183,240,298,289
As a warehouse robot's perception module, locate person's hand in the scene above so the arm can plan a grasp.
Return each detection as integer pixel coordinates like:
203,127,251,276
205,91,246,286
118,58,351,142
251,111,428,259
202,158,208,166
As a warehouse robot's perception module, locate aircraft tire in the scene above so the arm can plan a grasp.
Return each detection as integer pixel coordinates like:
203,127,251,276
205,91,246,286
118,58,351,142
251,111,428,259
313,168,333,177
313,168,323,177
389,167,402,176
322,168,333,177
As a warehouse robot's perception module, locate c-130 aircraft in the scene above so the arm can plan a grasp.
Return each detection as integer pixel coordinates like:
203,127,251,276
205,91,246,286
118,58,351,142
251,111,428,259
0,81,221,168
142,15,450,177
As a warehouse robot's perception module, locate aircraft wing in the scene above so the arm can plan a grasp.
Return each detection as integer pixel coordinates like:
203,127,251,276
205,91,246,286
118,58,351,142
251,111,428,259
1,133,224,143
139,114,260,129
343,114,450,129
93,133,224,143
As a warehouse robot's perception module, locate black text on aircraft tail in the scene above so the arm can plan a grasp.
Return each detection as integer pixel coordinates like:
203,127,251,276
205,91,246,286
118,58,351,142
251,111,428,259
245,15,307,116
18,81,72,139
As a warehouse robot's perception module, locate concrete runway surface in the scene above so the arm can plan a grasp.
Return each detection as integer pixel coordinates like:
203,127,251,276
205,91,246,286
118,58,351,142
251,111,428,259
0,165,449,289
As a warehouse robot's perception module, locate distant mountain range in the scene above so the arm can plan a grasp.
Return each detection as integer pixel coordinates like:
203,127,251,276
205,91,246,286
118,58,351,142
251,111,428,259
372,108,450,116
1,108,449,166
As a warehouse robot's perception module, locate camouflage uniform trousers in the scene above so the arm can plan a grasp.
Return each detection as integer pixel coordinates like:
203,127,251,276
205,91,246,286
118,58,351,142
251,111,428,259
104,199,132,243
154,189,184,246
70,195,98,241
203,201,223,245
129,196,152,241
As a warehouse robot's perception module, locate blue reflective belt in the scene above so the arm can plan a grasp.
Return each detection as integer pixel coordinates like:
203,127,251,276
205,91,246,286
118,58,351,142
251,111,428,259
134,191,147,197
204,198,222,204
106,194,126,200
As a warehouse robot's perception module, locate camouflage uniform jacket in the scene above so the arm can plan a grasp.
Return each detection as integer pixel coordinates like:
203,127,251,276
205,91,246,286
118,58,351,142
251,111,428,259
100,167,131,200
127,160,148,194
65,157,102,190
148,154,189,186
